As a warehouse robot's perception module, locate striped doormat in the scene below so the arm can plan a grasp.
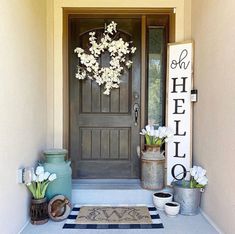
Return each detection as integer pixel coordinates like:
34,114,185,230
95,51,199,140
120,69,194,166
63,204,164,229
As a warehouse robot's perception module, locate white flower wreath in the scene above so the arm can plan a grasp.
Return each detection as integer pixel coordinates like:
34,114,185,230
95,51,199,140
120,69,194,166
74,21,136,95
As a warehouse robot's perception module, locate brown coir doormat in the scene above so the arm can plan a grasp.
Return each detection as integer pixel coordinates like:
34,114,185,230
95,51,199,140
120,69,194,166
75,206,152,224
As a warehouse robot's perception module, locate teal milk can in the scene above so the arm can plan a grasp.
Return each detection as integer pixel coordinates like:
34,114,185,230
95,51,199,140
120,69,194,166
43,149,72,201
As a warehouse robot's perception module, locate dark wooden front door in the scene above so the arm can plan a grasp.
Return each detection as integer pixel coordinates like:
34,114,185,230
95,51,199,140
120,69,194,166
69,18,141,178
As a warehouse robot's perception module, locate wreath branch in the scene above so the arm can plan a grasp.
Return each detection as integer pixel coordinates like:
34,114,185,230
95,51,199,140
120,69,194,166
74,21,136,95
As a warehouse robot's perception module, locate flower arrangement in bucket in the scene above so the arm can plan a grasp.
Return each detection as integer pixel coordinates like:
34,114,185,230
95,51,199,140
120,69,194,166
74,21,136,95
140,125,173,153
24,166,57,224
140,125,173,190
25,166,57,199
172,166,208,215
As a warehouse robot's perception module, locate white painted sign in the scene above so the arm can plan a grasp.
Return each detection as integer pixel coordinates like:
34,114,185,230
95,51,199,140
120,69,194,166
166,41,193,185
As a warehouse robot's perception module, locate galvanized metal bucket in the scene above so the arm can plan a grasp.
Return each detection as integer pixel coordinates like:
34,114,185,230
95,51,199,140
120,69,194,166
141,149,165,190
172,180,204,215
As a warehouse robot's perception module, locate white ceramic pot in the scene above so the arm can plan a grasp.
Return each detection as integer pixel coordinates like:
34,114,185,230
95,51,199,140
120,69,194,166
164,202,180,217
152,192,173,210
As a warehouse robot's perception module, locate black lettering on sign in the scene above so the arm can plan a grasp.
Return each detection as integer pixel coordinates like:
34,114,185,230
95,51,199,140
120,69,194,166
171,164,187,180
171,77,187,93
173,142,186,158
174,120,186,136
170,49,190,70
173,99,185,114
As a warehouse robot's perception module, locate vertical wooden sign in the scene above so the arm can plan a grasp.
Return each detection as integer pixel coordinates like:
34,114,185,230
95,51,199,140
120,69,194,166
166,41,193,185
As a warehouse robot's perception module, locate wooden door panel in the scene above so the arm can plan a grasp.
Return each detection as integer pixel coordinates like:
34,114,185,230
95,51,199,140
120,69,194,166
80,128,130,160
69,18,141,178
80,71,130,113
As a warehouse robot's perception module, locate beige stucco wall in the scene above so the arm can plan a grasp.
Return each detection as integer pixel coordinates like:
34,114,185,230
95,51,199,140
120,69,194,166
0,1,47,233
192,1,235,233
47,0,192,148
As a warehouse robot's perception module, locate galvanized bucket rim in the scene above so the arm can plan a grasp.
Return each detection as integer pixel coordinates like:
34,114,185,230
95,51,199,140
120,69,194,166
141,158,165,162
172,180,204,191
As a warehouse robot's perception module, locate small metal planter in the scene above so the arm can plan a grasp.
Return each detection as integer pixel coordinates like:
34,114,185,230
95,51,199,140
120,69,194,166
30,197,48,224
172,181,204,215
141,145,165,190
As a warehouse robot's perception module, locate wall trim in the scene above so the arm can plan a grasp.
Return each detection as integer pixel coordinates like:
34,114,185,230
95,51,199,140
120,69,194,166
200,208,223,234
18,219,30,234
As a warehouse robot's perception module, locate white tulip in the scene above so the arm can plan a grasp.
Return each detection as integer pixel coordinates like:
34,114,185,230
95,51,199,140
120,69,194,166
38,173,44,182
48,173,57,182
149,129,155,136
44,172,50,180
196,166,207,177
146,125,154,133
35,166,44,176
194,173,200,180
197,176,208,186
159,127,167,138
140,129,147,135
154,130,159,137
32,173,37,182
190,166,198,177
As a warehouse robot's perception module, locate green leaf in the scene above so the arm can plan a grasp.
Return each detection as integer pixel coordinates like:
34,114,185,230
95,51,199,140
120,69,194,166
41,182,50,198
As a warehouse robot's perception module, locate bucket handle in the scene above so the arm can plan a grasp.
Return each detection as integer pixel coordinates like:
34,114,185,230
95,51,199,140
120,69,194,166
172,171,205,192
171,171,190,183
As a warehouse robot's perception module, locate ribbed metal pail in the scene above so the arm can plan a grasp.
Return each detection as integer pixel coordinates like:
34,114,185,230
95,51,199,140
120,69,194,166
172,181,203,215
141,151,165,190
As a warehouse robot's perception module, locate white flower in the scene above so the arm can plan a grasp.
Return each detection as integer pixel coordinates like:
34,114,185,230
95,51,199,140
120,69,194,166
38,173,44,182
140,129,147,135
44,172,50,180
32,173,37,182
48,173,57,182
35,166,44,176
190,166,207,180
131,47,137,53
159,127,167,138
190,166,198,177
74,47,84,54
196,175,208,186
149,129,155,136
125,60,133,68
154,130,159,137
196,166,207,178
146,125,154,133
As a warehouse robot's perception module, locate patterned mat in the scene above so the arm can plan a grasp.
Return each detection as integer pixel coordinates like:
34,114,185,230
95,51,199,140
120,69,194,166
63,204,164,229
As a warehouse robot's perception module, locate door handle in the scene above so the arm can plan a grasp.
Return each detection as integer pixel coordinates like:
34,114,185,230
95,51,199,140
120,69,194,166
133,103,140,126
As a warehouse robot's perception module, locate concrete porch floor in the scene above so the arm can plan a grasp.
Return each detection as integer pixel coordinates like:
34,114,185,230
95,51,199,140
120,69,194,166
21,180,219,233
21,207,218,234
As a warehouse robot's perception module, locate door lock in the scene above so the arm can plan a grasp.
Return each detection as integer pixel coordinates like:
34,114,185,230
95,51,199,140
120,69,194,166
133,103,140,126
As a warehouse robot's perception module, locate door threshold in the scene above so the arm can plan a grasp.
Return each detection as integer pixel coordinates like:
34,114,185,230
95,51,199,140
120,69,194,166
72,179,142,190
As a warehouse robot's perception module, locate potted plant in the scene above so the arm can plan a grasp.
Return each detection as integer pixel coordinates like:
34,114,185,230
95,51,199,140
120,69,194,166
24,166,57,224
172,166,208,215
140,125,173,190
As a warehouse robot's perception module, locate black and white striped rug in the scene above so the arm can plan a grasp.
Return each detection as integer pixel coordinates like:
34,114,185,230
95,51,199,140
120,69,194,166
63,204,164,229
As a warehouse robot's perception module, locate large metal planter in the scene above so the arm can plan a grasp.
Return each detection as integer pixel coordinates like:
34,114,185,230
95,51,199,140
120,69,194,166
141,145,165,190
172,180,204,215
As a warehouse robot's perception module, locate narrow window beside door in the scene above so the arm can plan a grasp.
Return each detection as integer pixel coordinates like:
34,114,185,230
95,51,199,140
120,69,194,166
147,27,165,127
